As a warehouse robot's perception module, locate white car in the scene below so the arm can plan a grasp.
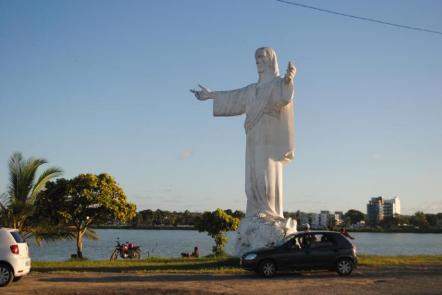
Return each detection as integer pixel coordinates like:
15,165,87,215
0,228,31,287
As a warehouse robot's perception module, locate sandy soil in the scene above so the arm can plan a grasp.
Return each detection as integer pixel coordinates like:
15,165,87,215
2,265,442,295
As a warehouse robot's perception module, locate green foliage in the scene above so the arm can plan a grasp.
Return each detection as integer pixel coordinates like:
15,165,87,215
224,209,245,219
32,256,242,273
195,209,240,256
344,209,365,225
425,214,438,227
358,255,442,266
411,211,429,228
0,152,62,241
133,209,245,228
35,173,136,258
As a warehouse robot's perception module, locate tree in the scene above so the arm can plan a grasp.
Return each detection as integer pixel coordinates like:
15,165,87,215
425,214,438,227
195,209,239,256
232,210,245,219
224,209,245,219
379,216,395,228
344,209,365,225
0,152,62,240
411,211,429,228
35,173,136,258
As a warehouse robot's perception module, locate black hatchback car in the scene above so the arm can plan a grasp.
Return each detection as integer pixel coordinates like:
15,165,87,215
240,231,357,278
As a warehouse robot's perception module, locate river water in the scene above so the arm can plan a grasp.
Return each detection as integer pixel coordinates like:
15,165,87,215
27,229,442,261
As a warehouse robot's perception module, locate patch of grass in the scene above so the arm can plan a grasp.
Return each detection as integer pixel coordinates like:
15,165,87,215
32,257,241,273
31,255,442,273
359,255,442,266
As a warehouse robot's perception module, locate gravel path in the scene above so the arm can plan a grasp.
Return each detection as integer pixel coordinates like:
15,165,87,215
3,265,442,295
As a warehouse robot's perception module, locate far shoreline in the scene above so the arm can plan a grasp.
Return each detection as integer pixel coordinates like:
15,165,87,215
92,225,442,234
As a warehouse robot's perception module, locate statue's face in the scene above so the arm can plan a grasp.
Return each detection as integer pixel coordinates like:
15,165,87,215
255,49,271,74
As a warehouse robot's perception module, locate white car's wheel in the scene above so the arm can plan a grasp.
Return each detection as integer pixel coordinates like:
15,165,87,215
336,258,353,276
0,263,14,287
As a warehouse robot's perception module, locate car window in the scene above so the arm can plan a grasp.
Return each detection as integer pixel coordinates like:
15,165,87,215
296,234,314,248
10,231,25,243
313,234,334,248
285,237,302,250
301,234,334,249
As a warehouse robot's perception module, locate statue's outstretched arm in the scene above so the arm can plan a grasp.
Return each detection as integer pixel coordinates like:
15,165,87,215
284,61,297,84
190,84,212,101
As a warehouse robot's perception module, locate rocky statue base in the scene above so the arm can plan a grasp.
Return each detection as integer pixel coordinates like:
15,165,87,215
228,215,297,257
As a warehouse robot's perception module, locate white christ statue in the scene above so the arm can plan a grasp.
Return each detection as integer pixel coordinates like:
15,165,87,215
191,47,297,255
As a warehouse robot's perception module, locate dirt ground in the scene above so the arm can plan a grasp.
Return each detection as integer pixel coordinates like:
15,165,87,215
3,265,442,295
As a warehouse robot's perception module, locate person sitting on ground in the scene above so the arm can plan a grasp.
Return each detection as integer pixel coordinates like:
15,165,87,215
181,246,199,258
190,246,199,258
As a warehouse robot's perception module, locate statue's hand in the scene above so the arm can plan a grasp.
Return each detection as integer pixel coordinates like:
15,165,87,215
284,61,296,84
190,84,212,101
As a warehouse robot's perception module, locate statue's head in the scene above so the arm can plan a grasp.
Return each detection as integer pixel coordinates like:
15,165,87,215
255,47,279,76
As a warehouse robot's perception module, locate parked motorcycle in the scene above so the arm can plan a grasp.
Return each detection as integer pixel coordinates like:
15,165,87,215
110,238,141,261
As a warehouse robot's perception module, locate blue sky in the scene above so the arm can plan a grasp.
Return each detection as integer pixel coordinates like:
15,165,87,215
1,0,441,215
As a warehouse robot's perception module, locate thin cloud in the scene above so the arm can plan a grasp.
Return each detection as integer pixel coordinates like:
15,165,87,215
162,187,173,193
422,201,442,213
371,153,382,160
180,148,193,160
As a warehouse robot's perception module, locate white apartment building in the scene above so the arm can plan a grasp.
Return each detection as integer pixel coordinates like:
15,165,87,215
383,197,401,218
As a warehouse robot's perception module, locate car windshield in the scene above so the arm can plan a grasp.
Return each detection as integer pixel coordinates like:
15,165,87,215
283,234,298,242
10,231,25,243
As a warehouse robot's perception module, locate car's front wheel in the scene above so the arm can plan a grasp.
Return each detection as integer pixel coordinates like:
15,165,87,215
336,258,353,276
0,263,14,287
259,260,277,278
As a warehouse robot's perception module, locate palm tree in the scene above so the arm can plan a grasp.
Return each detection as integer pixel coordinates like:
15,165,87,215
0,152,63,240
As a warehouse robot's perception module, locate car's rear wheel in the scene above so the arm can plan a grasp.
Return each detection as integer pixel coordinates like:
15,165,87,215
336,258,353,276
0,263,14,287
259,260,276,278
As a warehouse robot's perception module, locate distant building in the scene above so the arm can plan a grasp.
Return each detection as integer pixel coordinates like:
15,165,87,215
367,196,384,226
384,197,401,218
367,196,401,226
302,210,344,229
310,213,320,228
319,210,330,228
299,212,310,227
331,211,344,226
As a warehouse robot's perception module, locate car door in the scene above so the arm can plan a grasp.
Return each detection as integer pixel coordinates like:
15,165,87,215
274,234,313,270
308,233,337,269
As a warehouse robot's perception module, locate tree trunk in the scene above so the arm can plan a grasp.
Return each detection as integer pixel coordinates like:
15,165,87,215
76,229,84,258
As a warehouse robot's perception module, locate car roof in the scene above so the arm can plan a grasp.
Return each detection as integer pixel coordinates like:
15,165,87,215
0,227,18,232
297,230,339,234
285,231,340,239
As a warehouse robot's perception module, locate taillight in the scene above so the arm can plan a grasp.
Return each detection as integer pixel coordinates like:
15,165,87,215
352,247,357,256
10,244,19,255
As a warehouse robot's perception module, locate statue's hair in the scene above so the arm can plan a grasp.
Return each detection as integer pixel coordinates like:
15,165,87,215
255,47,279,76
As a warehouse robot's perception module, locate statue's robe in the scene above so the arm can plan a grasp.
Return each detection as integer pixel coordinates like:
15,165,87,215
212,76,295,219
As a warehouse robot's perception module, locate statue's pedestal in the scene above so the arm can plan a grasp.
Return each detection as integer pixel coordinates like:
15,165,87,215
228,215,297,256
